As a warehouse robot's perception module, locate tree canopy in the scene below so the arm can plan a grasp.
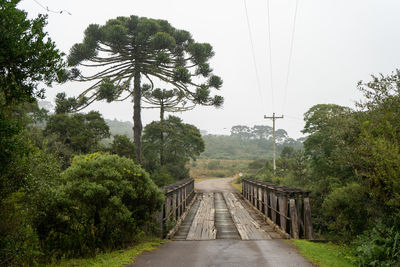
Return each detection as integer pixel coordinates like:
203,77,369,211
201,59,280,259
0,0,65,108
142,116,204,180
67,15,223,162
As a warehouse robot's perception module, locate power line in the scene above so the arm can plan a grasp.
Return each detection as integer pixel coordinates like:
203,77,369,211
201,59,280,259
282,0,299,115
266,0,274,113
243,0,266,112
32,0,72,15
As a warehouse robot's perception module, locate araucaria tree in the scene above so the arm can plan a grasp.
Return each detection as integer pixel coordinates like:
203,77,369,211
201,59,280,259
68,16,223,162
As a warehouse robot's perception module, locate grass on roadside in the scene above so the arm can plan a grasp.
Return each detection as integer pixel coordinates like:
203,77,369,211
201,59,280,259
45,238,163,267
289,240,356,267
230,179,242,192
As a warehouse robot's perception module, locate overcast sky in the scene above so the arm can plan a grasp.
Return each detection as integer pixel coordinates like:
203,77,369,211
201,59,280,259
19,0,400,138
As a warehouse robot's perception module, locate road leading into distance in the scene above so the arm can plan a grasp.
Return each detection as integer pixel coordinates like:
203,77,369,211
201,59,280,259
128,178,312,267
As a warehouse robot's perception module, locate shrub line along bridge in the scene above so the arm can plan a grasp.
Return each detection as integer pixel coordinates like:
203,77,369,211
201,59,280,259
158,178,313,241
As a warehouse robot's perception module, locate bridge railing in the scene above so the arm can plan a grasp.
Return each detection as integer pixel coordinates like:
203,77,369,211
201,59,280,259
242,178,313,240
159,178,195,237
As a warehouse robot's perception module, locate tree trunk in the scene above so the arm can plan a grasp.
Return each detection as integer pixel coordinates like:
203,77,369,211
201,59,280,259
160,100,165,165
133,70,142,163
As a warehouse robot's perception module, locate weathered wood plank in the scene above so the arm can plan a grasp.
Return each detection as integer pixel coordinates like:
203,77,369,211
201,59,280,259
186,193,216,240
224,192,271,240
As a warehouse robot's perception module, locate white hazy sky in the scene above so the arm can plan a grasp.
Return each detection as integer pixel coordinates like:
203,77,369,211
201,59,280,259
19,0,400,138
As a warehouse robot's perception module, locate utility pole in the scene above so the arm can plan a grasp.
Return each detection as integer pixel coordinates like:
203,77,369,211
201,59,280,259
264,113,284,174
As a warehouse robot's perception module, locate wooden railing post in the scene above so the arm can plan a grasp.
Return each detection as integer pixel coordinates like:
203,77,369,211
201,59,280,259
289,197,299,239
278,193,288,231
241,179,313,240
166,193,172,223
303,196,314,240
270,191,277,223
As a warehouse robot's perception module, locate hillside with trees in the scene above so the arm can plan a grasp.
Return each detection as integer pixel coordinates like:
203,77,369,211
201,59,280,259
201,125,303,160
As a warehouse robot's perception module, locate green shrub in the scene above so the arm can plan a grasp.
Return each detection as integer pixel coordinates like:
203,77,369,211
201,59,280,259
37,153,164,259
248,160,265,170
151,166,175,187
207,160,220,170
0,192,41,267
354,224,400,266
322,182,369,240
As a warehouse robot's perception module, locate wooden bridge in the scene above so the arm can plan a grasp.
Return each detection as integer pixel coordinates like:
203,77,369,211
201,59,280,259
157,177,313,241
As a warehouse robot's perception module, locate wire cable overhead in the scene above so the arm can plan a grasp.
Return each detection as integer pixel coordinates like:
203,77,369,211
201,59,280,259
282,0,300,115
243,0,266,113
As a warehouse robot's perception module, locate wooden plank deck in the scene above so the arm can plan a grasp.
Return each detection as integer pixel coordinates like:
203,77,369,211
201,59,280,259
175,192,278,240
223,192,272,240
186,193,216,240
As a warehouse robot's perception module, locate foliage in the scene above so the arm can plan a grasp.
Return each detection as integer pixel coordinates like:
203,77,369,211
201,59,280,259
291,240,355,267
107,134,136,160
322,183,369,239
45,237,162,267
354,224,400,266
43,111,110,168
201,125,303,160
150,166,175,187
143,116,204,181
37,153,164,258
143,87,194,120
0,133,62,266
0,0,65,108
0,192,41,267
67,15,223,161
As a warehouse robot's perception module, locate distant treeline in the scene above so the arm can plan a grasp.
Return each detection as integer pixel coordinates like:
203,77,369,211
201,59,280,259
200,125,304,160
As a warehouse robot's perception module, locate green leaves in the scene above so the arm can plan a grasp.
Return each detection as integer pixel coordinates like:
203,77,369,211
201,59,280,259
38,153,164,257
0,0,65,106
150,32,176,50
98,78,119,102
187,43,214,64
173,67,191,83
142,116,204,180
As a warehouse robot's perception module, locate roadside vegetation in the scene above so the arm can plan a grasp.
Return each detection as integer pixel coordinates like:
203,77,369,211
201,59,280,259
45,238,163,267
0,3,219,265
245,72,400,265
290,240,355,267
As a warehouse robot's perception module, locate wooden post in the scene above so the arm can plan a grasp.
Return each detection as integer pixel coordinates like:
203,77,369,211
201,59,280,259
166,193,172,223
253,184,257,207
258,186,262,211
270,191,277,223
172,191,177,220
289,197,299,239
183,185,187,211
303,196,314,240
263,189,268,217
278,193,288,232
249,183,253,204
